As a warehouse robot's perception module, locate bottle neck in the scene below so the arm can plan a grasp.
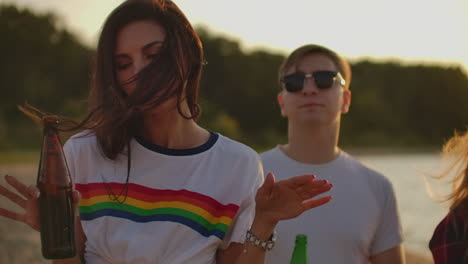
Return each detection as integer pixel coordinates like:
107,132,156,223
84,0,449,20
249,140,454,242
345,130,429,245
295,235,307,245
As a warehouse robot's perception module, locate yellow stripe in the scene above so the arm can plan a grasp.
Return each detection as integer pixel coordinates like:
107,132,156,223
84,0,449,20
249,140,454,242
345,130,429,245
80,195,233,226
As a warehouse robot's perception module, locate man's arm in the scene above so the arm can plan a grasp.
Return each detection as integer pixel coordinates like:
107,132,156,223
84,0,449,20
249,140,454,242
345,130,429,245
370,245,406,264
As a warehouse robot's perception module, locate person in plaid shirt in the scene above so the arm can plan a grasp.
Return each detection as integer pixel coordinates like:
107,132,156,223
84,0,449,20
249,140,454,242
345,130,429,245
429,130,468,263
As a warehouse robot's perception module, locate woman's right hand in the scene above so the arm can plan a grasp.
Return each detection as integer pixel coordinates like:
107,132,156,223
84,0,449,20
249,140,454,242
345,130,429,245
0,175,41,231
0,175,81,233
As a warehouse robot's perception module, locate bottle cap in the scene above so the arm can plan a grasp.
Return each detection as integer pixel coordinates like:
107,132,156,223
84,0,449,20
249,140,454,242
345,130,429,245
42,116,60,129
43,116,59,123
296,234,307,244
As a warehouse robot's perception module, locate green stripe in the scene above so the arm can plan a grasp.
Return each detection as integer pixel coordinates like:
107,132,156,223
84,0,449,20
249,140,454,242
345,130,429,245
79,202,229,232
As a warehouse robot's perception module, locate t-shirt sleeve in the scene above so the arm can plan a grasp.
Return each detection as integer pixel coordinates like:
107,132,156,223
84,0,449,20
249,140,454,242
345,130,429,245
63,139,77,183
370,179,404,255
219,154,264,249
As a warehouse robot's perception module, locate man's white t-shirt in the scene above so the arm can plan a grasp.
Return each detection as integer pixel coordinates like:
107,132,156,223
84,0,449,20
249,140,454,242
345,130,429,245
64,131,263,264
261,146,403,264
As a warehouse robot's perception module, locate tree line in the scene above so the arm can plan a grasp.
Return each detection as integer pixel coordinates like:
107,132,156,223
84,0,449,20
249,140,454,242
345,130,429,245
1,4,468,152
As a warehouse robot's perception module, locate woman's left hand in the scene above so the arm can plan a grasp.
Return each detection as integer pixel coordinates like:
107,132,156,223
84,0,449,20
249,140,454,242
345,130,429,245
254,172,333,226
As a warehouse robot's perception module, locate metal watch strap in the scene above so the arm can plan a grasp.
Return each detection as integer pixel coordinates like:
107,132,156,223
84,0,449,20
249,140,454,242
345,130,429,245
245,229,276,250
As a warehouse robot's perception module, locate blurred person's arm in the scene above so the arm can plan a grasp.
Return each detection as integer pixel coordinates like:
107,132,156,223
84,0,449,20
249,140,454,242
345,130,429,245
370,245,406,264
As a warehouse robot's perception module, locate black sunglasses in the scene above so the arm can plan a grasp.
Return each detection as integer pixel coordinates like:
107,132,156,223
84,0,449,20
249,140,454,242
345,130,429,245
280,71,346,93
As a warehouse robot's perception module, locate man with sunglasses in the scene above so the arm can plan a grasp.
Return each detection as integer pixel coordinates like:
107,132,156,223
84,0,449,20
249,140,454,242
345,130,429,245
262,44,405,264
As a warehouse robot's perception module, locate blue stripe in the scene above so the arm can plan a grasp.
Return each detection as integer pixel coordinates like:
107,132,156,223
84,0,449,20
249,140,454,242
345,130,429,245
80,209,226,239
135,131,219,156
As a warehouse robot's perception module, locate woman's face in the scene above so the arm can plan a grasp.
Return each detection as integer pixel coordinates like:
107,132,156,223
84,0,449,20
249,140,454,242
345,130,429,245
114,19,166,95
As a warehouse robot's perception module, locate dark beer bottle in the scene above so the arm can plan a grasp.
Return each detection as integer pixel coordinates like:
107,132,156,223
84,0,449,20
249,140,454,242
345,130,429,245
37,116,76,259
290,234,308,264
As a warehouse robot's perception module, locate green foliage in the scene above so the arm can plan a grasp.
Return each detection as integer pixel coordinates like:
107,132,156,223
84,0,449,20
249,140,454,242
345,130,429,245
197,98,242,140
0,151,39,164
342,61,468,148
197,28,286,149
1,4,468,152
0,4,91,150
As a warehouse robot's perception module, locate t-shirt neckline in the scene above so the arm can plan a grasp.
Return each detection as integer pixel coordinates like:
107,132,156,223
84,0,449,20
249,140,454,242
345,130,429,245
275,145,344,169
135,132,219,156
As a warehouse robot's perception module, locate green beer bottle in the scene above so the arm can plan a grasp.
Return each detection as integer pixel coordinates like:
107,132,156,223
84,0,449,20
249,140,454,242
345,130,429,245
290,234,308,264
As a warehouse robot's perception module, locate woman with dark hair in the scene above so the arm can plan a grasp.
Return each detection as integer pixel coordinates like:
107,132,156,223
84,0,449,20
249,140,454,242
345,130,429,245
0,1,332,263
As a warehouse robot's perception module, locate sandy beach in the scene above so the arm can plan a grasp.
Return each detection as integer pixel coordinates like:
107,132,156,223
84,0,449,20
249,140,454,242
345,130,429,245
0,163,434,263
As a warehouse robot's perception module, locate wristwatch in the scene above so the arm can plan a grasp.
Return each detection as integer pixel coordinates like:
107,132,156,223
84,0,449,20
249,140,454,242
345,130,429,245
245,229,277,250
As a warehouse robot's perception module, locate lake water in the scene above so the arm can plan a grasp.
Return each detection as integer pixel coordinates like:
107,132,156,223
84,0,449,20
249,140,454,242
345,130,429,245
354,151,450,259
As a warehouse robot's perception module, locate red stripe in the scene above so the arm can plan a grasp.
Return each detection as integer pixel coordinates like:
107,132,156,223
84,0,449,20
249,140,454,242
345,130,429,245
75,183,239,218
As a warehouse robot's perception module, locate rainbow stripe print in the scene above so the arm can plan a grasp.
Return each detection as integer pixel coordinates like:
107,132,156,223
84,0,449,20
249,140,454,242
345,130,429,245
76,183,240,239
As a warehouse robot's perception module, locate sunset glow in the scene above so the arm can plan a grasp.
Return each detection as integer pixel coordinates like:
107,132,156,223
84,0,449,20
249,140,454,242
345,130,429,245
3,0,468,71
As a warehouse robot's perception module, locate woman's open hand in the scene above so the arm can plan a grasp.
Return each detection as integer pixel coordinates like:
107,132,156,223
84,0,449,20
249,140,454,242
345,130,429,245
254,173,333,226
0,175,41,231
0,175,81,232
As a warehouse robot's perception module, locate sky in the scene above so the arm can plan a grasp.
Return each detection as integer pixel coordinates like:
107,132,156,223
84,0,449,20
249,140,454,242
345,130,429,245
2,0,468,71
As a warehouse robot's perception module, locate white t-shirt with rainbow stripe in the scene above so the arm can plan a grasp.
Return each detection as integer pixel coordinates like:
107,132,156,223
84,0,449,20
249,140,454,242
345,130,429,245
64,131,263,264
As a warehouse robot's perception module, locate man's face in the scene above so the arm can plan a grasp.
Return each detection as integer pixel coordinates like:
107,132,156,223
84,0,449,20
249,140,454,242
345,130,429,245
278,53,351,126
